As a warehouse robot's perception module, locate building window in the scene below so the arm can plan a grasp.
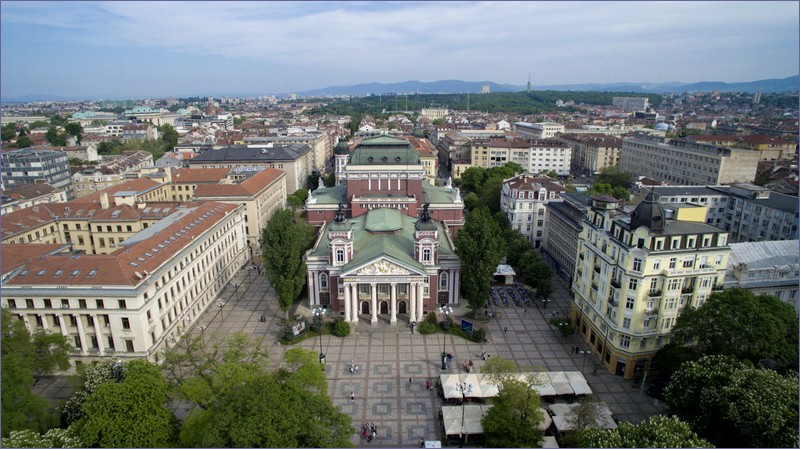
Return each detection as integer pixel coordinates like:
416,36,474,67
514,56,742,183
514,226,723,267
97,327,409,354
121,317,131,330
683,258,694,268
118,300,127,309
620,335,631,348
125,340,134,352
632,258,642,272
79,299,86,308
320,273,328,291
360,284,370,294
622,317,631,329
669,258,676,269
336,249,344,263
74,335,82,349
422,248,432,263
440,273,448,290
7,299,16,308
653,259,661,270
61,299,69,309
96,299,104,309
625,298,634,310
628,278,638,290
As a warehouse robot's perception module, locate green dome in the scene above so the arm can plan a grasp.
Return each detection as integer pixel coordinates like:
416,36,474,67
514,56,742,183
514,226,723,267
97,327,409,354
335,139,350,156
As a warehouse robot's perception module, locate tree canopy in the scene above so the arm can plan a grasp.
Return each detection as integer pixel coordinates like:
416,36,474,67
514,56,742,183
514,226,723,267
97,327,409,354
666,354,799,448
455,207,506,311
481,378,544,448
64,123,83,144
669,288,799,371
260,209,314,318
45,127,67,146
1,309,70,437
571,415,713,448
158,123,179,151
70,359,178,448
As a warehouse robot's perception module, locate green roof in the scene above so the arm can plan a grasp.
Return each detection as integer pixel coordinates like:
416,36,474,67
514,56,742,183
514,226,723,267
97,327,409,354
365,208,403,232
309,208,455,274
310,184,346,204
349,136,420,165
422,183,459,205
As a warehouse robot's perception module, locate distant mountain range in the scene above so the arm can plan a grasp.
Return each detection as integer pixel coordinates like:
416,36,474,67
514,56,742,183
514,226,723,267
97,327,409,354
294,76,799,97
2,76,797,103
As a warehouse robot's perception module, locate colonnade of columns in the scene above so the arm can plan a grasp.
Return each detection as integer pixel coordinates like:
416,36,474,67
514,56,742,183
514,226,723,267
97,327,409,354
342,281,425,325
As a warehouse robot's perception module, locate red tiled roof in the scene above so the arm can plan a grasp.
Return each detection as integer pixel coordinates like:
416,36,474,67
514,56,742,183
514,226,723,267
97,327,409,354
194,168,284,197
6,202,239,287
70,178,161,204
1,243,70,274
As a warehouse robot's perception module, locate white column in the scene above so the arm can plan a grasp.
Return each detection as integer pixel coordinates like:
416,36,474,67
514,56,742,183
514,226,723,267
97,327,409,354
93,315,106,355
410,282,417,323
390,283,397,325
370,283,378,324
417,282,425,321
307,272,316,306
75,314,88,355
351,283,359,325
58,315,69,338
454,271,461,304
344,282,352,323
39,314,49,330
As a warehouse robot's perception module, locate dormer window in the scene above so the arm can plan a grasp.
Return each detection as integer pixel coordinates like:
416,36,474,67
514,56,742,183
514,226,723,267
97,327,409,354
336,249,344,263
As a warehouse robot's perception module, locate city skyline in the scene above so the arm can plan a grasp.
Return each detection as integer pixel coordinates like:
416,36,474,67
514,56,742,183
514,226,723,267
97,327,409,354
1,1,798,100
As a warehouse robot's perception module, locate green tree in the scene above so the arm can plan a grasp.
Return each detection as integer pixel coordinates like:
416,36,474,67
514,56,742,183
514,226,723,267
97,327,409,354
1,309,70,437
179,348,352,448
670,288,799,370
45,127,67,146
16,134,34,148
323,171,336,187
2,122,16,141
96,139,123,155
48,114,68,127
593,166,633,189
505,230,531,270
571,415,713,448
518,250,552,294
481,378,544,447
455,207,506,312
89,119,107,127
666,354,799,448
463,191,481,211
260,209,314,319
287,188,309,213
480,355,521,385
587,182,629,201
70,359,178,447
63,123,83,144
2,428,84,448
432,118,445,125
61,358,118,427
158,123,179,151
652,342,701,378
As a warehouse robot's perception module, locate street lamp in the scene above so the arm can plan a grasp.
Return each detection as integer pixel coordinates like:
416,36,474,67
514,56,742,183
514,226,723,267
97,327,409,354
438,305,453,370
580,350,590,373
455,382,474,445
312,307,326,364
542,297,550,309
217,301,226,322
199,325,207,344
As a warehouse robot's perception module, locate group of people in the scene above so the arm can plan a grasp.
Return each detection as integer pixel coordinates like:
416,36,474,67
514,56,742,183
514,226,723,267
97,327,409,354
484,310,501,318
480,351,492,361
361,422,378,442
462,360,474,372
349,360,360,374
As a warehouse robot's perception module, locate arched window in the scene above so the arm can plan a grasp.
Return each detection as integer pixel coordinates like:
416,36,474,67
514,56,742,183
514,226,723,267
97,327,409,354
320,273,328,290
440,272,448,289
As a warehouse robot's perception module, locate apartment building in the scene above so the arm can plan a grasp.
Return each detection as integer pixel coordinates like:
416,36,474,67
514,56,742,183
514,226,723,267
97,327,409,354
71,151,155,198
193,168,287,247
570,194,730,378
612,97,649,112
690,134,796,161
632,186,729,227
243,132,333,174
724,240,799,309
1,202,248,371
2,147,74,199
407,136,439,185
188,144,314,193
558,133,622,175
420,108,450,120
542,193,591,283
1,183,69,216
619,134,760,185
512,122,565,140
500,174,567,247
167,168,231,202
471,137,572,176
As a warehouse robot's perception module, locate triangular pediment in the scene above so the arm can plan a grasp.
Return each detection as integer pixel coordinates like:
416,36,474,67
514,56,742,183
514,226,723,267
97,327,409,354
343,256,424,277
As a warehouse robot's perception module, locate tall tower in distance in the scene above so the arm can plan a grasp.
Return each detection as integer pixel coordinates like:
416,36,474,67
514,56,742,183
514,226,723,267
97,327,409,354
527,75,531,92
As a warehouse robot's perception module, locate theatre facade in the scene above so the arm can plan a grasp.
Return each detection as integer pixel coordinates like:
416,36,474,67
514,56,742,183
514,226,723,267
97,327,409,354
304,135,464,324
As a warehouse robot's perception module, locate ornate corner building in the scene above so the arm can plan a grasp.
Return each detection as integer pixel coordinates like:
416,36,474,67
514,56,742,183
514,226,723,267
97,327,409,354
304,136,464,324
570,193,731,378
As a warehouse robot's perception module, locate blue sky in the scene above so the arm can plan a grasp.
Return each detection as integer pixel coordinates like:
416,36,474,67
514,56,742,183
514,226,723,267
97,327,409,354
1,1,798,100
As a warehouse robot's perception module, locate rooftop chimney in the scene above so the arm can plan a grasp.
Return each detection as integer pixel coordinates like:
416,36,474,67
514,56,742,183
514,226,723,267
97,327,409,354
100,192,109,210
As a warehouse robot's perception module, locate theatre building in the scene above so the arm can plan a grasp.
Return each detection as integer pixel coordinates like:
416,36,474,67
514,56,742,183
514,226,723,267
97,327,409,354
304,136,464,325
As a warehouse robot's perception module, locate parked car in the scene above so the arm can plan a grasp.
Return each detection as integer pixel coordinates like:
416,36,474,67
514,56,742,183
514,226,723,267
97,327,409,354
646,379,670,401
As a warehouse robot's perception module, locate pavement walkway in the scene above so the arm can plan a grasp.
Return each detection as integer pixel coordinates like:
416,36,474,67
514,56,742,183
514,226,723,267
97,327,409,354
35,267,667,447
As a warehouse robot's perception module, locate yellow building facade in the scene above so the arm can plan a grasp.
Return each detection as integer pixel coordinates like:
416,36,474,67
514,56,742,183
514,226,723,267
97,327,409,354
570,193,730,378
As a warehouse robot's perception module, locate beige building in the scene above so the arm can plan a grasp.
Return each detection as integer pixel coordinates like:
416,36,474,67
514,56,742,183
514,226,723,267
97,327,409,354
500,174,567,247
1,183,69,216
193,168,287,247
690,135,796,161
620,134,761,186
420,108,450,120
558,133,622,175
471,137,572,176
1,202,248,371
71,151,154,198
407,136,439,185
513,122,565,140
243,133,333,174
570,194,730,378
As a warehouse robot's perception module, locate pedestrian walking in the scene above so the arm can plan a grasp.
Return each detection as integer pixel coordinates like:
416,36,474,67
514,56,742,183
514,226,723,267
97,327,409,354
425,379,431,390
350,391,355,401
571,346,575,354
503,326,507,334
524,308,527,314
409,377,413,386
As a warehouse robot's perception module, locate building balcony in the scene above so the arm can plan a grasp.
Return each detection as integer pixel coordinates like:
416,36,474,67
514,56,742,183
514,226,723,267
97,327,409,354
610,279,621,289
593,265,601,274
591,283,599,292
644,307,659,317
648,290,662,298
711,284,724,291
681,286,695,294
